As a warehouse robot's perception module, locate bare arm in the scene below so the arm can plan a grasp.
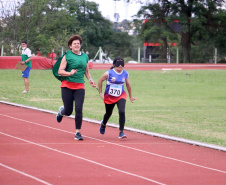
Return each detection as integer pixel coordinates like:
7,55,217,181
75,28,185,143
20,57,32,64
58,55,77,76
98,71,108,100
126,77,138,103
85,65,97,87
26,57,32,62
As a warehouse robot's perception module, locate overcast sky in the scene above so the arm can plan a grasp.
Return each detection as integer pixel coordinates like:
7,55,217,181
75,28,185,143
2,0,148,21
87,0,144,22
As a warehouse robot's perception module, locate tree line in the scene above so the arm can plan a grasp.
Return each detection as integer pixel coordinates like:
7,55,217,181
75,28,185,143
0,0,140,61
0,0,226,63
134,0,226,63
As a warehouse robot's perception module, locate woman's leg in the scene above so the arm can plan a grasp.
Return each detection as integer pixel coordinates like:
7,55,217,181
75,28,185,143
73,89,85,130
116,99,126,132
102,103,115,125
61,87,74,116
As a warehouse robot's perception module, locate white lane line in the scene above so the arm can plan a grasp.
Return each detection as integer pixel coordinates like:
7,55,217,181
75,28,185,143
0,142,178,145
1,100,225,152
1,113,226,174
0,132,166,185
0,163,52,185
84,135,226,174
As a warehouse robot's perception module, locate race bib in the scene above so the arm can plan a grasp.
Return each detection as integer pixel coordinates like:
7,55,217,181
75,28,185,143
109,84,122,97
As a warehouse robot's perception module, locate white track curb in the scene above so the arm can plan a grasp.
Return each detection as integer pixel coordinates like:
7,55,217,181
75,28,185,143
0,100,225,152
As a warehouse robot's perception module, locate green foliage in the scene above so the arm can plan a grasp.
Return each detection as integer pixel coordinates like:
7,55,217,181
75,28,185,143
135,0,226,63
103,32,133,58
2,0,225,63
0,0,135,60
123,56,134,63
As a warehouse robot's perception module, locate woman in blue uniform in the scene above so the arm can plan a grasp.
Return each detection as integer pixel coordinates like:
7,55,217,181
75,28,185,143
98,56,138,138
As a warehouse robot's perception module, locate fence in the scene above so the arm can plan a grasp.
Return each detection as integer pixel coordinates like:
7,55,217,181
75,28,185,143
141,46,223,64
1,44,225,64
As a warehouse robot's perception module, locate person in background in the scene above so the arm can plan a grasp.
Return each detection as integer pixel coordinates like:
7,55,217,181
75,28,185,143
56,35,97,140
98,56,138,138
20,41,32,93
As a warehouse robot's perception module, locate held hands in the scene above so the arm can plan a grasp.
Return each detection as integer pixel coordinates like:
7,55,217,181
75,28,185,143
89,79,97,88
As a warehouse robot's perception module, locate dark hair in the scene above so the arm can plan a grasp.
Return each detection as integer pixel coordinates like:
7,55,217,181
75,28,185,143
21,41,27,44
110,56,124,69
68,35,83,47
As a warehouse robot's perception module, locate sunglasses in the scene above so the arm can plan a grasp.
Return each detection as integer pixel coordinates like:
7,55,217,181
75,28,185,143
114,60,124,67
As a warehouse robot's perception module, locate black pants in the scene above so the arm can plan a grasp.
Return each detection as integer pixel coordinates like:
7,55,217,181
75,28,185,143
61,88,85,130
102,99,126,131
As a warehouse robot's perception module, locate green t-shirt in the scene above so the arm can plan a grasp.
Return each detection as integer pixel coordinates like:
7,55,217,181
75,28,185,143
63,50,89,83
21,48,32,67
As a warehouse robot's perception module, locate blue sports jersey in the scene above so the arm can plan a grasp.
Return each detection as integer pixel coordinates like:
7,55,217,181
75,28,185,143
105,69,128,97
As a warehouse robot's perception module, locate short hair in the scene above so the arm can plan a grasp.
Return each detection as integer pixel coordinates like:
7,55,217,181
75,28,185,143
68,35,82,47
21,41,27,44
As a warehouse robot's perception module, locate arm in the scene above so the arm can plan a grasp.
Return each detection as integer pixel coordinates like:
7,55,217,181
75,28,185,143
98,71,108,100
58,55,77,76
126,77,138,103
25,57,32,63
85,65,97,87
20,56,32,65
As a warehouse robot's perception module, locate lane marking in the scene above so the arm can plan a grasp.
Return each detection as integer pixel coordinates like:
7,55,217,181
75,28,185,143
1,113,226,174
162,68,182,70
0,132,166,185
1,100,225,152
0,163,52,185
0,142,179,145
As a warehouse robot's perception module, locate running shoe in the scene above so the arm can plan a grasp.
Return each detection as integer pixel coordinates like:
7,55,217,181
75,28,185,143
119,131,127,139
75,132,83,140
22,90,28,93
99,120,106,135
56,106,64,123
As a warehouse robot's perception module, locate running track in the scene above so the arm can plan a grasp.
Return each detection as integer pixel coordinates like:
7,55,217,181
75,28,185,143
91,63,226,70
0,103,226,185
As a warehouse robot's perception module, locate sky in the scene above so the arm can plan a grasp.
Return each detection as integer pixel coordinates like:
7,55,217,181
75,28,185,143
2,0,147,21
1,0,150,21
87,0,145,22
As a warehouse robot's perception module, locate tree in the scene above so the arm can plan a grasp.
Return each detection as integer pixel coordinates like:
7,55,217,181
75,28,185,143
0,0,24,55
135,0,226,63
103,31,133,58
0,0,72,55
135,2,178,62
0,0,112,56
0,0,134,60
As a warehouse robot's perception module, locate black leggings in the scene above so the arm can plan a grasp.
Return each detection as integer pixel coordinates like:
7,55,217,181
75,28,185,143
61,88,85,130
102,99,126,131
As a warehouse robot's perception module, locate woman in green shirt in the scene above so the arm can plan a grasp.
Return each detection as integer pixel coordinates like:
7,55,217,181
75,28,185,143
56,35,96,140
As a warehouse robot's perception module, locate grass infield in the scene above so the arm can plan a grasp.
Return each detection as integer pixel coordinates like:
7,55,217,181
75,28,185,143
0,69,225,147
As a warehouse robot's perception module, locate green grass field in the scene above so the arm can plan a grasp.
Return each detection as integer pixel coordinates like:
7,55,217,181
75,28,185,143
0,69,225,146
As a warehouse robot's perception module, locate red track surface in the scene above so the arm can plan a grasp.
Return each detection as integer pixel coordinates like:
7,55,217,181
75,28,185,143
92,63,226,70
1,56,226,71
0,103,226,185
